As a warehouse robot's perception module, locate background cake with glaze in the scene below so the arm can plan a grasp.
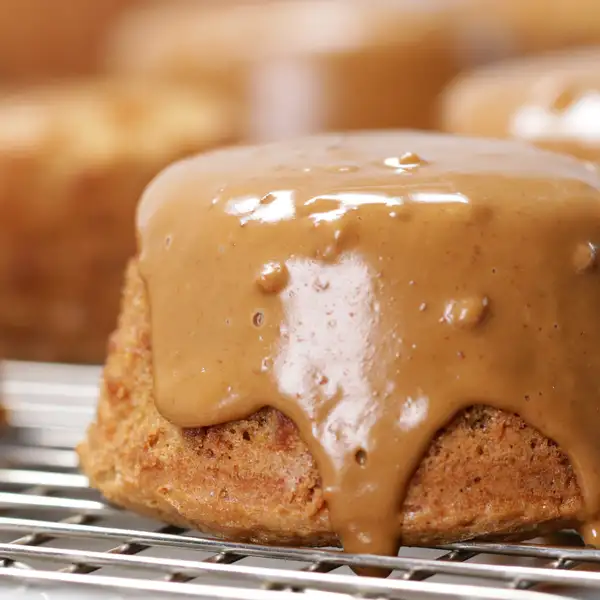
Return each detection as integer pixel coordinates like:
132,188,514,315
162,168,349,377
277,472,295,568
456,0,600,56
0,79,234,363
106,0,476,140
0,0,144,84
440,47,600,163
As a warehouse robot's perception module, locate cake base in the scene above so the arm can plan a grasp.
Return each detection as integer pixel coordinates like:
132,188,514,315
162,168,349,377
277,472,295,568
78,261,583,547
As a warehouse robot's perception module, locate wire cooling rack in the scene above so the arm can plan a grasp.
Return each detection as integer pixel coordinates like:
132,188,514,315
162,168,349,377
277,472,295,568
1,362,600,599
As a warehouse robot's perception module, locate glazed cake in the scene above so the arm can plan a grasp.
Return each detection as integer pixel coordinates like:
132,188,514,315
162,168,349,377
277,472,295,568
80,132,600,558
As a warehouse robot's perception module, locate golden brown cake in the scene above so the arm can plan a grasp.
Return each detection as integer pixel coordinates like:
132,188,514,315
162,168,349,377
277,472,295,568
0,79,234,363
440,47,600,163
105,0,477,140
0,0,145,83
80,132,600,558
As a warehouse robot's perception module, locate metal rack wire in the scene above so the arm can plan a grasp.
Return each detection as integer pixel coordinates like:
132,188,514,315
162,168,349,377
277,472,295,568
1,361,600,599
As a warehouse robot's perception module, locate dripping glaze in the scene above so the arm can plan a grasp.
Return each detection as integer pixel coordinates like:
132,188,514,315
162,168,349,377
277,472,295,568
137,132,600,561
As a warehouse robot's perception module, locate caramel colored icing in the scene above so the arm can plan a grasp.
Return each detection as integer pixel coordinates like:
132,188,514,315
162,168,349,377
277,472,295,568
441,48,600,163
138,132,600,559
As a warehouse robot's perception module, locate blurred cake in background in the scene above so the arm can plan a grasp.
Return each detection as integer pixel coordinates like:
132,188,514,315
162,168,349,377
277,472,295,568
440,47,600,162
457,0,600,58
105,0,472,141
0,0,147,84
0,79,234,364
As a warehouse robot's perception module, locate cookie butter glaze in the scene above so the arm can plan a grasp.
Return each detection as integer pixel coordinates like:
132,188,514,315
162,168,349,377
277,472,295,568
137,132,600,560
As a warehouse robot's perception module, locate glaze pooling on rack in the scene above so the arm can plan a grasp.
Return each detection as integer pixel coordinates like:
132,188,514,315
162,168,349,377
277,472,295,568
137,131,600,560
